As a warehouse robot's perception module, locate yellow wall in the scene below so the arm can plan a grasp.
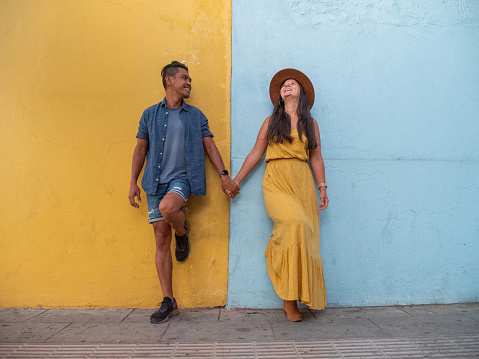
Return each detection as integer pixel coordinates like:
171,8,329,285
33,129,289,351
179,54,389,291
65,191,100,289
0,0,231,308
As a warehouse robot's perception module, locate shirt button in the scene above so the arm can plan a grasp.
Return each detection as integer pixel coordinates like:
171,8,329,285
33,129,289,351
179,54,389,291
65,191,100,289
156,179,158,181
160,153,163,155
162,138,165,141
166,112,168,115
164,124,167,127
158,166,161,168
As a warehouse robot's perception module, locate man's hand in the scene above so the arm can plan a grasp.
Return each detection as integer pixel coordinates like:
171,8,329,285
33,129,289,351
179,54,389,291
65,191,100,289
221,176,240,198
129,183,142,208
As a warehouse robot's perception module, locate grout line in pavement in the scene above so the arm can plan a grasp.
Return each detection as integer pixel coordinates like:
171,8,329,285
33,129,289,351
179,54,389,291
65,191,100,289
120,308,135,323
23,309,49,323
329,338,346,358
42,322,73,343
367,318,394,338
394,305,413,317
267,320,278,341
157,321,171,343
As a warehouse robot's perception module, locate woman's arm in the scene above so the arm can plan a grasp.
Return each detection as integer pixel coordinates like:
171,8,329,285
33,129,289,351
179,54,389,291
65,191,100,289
309,119,329,210
234,117,270,186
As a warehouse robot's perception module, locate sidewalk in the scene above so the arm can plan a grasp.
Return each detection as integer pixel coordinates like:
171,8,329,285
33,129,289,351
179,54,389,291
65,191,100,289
0,303,478,358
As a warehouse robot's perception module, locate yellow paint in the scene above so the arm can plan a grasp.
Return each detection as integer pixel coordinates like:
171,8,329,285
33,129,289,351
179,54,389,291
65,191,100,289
0,0,231,308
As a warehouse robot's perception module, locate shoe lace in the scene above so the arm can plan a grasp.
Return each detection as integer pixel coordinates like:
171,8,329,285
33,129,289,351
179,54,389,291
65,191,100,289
157,299,171,313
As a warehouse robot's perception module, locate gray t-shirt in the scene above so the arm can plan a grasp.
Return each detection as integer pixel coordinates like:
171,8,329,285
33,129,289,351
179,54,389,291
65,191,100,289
159,107,188,183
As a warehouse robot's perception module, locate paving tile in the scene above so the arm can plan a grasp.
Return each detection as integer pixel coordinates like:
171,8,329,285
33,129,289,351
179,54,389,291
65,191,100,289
168,308,224,328
124,308,220,324
47,344,100,358
397,302,479,316
220,308,282,321
88,343,137,358
0,322,69,343
293,341,341,358
311,306,410,320
327,339,386,358
408,337,479,358
0,344,20,355
464,311,479,322
171,343,215,357
0,344,61,358
1,337,479,358
1,303,478,349
214,342,256,358
447,335,479,353
271,317,391,341
131,343,175,358
0,308,47,323
30,308,132,323
220,308,315,323
370,314,479,337
162,318,275,343
121,309,156,323
44,322,166,344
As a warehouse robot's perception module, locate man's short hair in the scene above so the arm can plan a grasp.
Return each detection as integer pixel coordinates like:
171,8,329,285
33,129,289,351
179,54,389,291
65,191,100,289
161,61,189,89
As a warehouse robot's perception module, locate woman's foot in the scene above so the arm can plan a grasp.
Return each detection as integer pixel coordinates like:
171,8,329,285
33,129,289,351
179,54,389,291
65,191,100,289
283,300,303,322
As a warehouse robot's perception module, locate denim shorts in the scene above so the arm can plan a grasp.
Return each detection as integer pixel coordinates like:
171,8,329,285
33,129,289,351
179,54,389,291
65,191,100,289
146,178,190,223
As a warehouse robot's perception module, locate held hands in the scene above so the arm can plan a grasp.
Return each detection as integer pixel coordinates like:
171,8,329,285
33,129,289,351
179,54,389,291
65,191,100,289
318,188,329,210
128,183,142,208
222,176,240,198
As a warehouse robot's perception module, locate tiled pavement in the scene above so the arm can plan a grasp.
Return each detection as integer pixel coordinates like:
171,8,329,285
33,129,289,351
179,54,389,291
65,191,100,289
0,303,478,358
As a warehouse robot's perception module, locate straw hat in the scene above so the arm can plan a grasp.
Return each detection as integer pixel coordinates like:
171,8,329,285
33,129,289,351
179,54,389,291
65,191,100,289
269,68,315,108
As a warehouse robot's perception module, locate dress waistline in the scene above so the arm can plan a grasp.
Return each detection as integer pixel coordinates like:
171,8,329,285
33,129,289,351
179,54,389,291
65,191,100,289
266,157,308,163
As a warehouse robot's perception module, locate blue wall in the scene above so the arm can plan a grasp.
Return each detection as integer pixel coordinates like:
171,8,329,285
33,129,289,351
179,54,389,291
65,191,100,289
228,0,479,308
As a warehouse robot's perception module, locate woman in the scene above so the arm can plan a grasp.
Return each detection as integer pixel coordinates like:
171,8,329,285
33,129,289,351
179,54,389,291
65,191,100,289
233,68,329,322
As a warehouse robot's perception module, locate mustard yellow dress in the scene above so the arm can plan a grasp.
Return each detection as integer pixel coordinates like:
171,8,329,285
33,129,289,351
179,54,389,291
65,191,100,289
262,129,327,310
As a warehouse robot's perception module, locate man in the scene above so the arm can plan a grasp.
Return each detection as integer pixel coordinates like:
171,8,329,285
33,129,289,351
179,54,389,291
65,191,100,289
128,61,239,324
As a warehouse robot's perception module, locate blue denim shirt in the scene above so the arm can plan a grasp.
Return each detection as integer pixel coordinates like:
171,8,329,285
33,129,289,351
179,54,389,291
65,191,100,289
136,98,213,196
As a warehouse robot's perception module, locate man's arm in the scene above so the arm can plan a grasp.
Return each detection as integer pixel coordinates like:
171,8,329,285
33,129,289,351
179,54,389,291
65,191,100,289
128,138,148,208
203,136,240,198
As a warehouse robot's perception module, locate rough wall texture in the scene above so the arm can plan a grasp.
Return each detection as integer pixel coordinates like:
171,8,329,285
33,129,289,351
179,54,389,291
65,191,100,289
229,0,479,308
0,0,231,308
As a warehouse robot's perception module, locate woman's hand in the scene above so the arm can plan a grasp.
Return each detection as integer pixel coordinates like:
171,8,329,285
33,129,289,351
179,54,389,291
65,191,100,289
318,189,329,210
222,176,240,198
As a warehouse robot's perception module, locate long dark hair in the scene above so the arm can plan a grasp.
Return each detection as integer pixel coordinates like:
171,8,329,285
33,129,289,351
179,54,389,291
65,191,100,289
266,81,318,149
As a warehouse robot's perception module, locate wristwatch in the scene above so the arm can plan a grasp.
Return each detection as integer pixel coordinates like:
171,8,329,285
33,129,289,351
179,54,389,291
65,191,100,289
219,170,229,178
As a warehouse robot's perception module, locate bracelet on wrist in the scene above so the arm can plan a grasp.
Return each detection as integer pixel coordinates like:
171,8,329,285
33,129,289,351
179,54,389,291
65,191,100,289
318,183,327,189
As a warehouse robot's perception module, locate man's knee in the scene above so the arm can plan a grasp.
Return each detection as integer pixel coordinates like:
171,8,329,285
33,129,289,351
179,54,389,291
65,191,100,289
152,222,171,249
159,195,183,221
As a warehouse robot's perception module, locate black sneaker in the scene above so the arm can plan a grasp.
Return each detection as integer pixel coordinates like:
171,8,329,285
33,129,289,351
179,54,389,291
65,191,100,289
150,297,179,324
175,220,190,262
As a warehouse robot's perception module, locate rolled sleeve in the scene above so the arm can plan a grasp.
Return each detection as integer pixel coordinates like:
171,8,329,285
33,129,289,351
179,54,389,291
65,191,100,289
136,111,149,140
200,112,214,138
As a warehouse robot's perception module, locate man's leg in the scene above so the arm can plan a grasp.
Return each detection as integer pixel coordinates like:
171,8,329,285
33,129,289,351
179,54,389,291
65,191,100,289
159,193,187,236
159,192,191,262
147,190,181,324
151,220,173,299
150,219,179,324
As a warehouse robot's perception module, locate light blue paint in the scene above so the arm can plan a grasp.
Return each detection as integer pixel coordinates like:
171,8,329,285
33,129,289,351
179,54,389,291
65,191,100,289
228,0,479,308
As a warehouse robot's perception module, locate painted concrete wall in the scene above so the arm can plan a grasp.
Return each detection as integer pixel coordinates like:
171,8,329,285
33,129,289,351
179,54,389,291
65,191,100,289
229,0,479,308
0,0,231,308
